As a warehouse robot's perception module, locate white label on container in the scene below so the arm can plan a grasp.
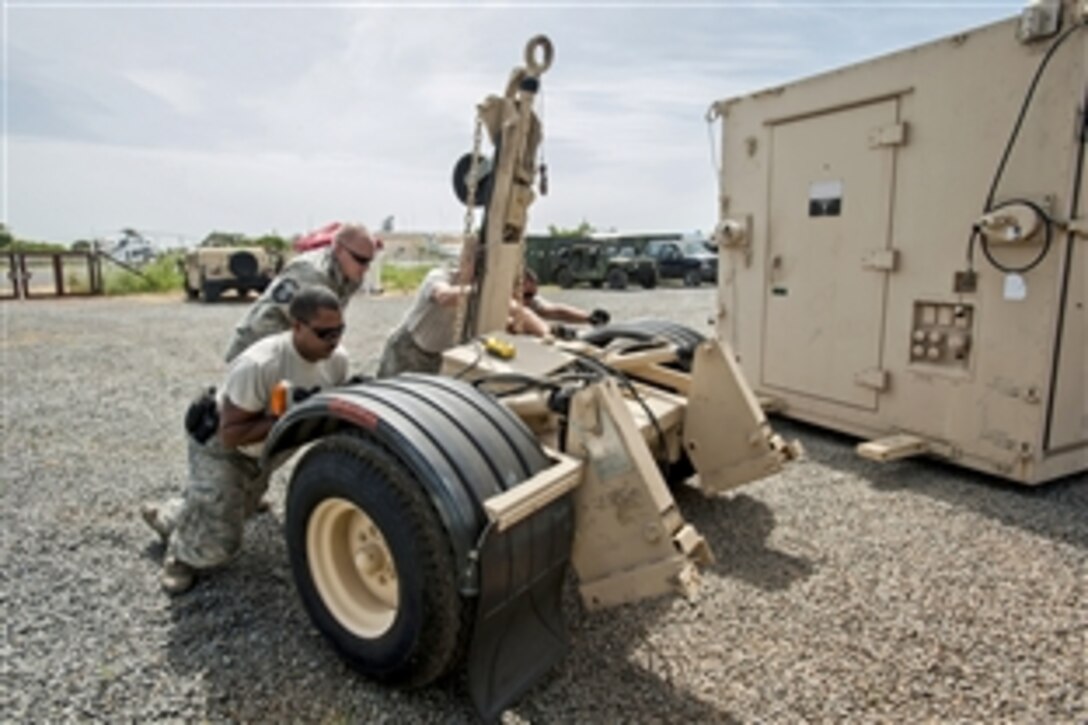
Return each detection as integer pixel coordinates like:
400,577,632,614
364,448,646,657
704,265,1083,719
808,180,843,217
1003,273,1027,301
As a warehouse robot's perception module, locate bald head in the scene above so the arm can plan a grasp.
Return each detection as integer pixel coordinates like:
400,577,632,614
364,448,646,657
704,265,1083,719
332,223,376,284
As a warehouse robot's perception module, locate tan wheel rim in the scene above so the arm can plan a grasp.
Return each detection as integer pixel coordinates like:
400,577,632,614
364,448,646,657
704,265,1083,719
307,497,399,638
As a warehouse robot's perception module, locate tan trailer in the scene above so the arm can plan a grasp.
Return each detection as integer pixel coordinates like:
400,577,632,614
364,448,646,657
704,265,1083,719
710,0,1087,484
259,36,796,719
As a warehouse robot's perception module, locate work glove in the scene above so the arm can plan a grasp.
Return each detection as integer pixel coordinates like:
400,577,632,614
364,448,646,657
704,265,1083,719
550,323,578,341
292,385,321,404
588,308,611,327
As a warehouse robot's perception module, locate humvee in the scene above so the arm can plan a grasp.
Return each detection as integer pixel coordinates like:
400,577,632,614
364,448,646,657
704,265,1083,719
182,247,280,302
552,241,658,290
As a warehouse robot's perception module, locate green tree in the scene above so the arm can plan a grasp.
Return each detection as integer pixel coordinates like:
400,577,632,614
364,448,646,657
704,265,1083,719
200,231,247,247
252,233,290,253
0,223,13,250
547,220,595,238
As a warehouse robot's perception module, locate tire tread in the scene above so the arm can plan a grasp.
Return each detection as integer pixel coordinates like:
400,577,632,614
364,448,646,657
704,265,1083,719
287,433,471,687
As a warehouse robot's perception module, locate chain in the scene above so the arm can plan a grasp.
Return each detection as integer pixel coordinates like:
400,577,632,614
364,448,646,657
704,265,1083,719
463,115,484,241
538,85,548,196
453,113,485,343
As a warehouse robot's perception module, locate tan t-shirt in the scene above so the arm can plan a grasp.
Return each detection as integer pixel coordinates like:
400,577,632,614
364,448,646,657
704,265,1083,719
402,267,459,354
219,331,349,457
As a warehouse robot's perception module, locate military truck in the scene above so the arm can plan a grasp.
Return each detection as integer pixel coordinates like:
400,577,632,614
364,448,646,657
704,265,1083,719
551,240,658,289
182,246,280,302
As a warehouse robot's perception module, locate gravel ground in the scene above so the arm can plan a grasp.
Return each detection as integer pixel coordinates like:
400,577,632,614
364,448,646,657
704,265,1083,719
2,286,1085,723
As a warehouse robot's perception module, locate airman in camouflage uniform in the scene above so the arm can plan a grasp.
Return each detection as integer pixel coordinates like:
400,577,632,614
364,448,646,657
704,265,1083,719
145,435,268,572
223,223,375,362
520,268,611,328
377,263,553,377
377,266,466,377
142,287,350,594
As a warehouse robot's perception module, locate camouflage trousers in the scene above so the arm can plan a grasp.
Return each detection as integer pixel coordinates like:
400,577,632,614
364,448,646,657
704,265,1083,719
157,436,269,570
377,326,442,377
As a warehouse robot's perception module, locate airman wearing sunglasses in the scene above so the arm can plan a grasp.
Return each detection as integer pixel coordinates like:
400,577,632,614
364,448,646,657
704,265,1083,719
224,223,375,362
518,268,611,331
141,286,350,594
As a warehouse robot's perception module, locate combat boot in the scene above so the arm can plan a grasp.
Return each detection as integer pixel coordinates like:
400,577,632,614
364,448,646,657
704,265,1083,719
160,556,195,595
140,503,173,543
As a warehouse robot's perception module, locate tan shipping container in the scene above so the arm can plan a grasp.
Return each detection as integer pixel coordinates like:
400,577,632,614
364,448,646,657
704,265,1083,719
711,1,1086,484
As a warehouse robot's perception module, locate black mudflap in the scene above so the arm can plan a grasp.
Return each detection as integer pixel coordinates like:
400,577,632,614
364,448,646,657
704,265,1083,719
467,495,574,721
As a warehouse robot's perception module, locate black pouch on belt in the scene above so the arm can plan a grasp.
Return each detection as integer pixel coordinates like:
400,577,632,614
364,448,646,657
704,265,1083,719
184,386,220,444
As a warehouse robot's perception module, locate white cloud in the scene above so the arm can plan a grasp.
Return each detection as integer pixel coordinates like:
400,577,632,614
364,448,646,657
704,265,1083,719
7,136,462,242
123,68,205,116
4,3,1019,243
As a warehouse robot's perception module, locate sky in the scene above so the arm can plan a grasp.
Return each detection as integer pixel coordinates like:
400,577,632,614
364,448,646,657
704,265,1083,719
3,0,1021,247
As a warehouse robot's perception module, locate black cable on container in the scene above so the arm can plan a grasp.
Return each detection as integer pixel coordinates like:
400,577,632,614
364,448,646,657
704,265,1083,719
966,18,1085,272
978,197,1055,274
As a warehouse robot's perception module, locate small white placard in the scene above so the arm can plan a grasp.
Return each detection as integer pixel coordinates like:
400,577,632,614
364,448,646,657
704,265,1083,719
1003,273,1027,301
809,180,843,200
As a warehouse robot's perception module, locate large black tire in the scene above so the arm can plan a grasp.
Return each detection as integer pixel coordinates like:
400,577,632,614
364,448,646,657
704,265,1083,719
286,434,467,687
639,268,658,289
451,152,492,208
276,375,555,691
201,278,221,303
606,267,628,290
228,251,260,279
580,318,705,372
555,266,574,289
683,268,701,287
183,280,199,300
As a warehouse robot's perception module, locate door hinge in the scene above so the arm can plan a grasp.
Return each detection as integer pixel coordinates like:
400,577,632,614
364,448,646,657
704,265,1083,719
868,122,908,148
862,248,899,271
1066,218,1088,238
855,368,889,391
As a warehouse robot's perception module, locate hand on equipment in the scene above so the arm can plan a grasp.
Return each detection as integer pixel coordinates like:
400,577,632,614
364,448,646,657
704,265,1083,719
292,386,321,404
550,323,578,341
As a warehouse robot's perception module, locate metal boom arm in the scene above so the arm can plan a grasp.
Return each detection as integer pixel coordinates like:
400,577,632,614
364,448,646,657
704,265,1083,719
468,35,553,336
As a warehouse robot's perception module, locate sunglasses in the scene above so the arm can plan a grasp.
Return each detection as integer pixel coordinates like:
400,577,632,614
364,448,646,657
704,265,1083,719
306,322,345,342
344,248,373,266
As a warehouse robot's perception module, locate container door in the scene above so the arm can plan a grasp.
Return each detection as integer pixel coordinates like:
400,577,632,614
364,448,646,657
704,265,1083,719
761,98,898,410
